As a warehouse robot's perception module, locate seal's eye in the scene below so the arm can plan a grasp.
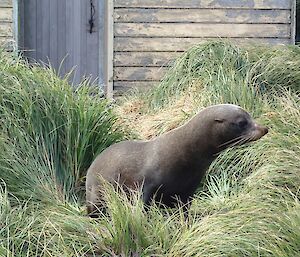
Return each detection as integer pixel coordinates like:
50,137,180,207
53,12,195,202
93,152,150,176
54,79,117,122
214,118,224,123
238,120,248,129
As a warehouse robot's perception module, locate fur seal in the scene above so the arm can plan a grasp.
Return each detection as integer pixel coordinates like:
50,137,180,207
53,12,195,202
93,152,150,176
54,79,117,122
86,104,268,216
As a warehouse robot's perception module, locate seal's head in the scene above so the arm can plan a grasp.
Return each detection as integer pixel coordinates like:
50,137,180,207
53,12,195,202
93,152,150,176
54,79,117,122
204,104,268,152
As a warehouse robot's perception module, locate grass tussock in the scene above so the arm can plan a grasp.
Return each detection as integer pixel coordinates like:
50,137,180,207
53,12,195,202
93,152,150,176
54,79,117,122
1,41,300,256
145,41,300,111
0,49,130,204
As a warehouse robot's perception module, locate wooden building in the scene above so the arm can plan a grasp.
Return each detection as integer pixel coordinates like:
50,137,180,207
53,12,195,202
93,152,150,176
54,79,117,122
0,0,297,97
0,0,15,50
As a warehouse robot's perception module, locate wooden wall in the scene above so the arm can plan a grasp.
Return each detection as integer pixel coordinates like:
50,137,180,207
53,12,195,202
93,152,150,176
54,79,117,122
113,0,296,94
0,0,14,50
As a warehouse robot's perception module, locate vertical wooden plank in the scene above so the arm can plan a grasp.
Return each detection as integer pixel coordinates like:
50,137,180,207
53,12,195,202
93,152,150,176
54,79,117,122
86,0,100,83
73,0,81,84
296,1,300,42
49,0,58,69
80,0,87,80
98,0,105,85
291,0,296,44
18,0,24,49
94,0,100,84
19,0,101,87
35,0,42,60
24,0,37,60
65,0,74,83
105,0,114,98
13,0,18,49
41,0,50,64
57,0,66,76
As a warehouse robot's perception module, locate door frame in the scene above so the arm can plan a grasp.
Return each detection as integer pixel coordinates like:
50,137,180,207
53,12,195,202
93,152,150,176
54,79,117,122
103,0,113,98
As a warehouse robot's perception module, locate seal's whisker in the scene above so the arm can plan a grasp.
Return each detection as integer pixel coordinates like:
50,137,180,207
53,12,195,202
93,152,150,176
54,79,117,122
218,135,245,148
229,137,249,147
218,136,243,147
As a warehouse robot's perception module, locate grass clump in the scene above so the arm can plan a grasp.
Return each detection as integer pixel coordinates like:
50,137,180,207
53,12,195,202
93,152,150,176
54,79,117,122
138,41,300,114
0,49,131,256
0,50,129,204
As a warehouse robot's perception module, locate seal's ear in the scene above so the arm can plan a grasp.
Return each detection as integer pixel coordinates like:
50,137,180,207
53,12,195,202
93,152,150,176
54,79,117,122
214,118,225,123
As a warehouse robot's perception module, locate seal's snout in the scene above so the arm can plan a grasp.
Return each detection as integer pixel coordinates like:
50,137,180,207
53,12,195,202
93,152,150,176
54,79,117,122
252,123,268,141
262,126,268,135
254,123,268,135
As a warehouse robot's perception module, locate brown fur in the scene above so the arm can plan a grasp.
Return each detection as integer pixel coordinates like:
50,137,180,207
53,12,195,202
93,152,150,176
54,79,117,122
86,104,268,216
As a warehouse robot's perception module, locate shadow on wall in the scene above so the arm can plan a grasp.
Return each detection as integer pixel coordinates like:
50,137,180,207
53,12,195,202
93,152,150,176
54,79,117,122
297,0,300,42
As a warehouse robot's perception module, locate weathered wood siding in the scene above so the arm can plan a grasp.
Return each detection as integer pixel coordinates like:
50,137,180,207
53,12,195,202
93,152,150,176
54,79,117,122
19,0,105,86
0,0,14,50
113,0,295,93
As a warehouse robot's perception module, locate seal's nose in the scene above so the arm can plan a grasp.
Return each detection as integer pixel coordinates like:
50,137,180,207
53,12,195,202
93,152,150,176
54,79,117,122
254,123,268,136
258,125,268,135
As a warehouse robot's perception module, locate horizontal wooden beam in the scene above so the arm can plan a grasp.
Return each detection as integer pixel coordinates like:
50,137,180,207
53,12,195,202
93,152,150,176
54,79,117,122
0,0,12,7
115,9,290,24
0,37,14,49
114,67,168,81
0,7,13,22
114,37,292,52
114,0,291,9
115,23,290,38
0,22,13,37
114,81,158,93
114,51,180,67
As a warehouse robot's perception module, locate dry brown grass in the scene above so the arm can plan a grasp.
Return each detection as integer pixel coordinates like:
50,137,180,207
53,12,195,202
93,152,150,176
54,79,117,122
116,83,205,140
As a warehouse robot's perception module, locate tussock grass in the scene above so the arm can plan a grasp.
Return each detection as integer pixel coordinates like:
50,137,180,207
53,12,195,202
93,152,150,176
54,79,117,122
0,50,129,204
1,41,300,256
121,42,299,118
